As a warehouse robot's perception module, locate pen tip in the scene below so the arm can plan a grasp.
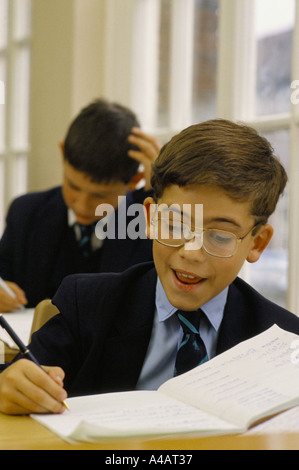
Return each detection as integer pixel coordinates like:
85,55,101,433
63,401,70,411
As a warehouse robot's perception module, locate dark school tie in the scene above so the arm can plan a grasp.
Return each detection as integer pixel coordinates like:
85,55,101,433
77,223,95,258
174,309,208,376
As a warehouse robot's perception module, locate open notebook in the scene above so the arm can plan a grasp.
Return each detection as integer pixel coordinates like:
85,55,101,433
32,325,299,443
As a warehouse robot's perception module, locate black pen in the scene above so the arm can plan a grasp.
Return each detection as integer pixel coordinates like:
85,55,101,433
0,313,69,410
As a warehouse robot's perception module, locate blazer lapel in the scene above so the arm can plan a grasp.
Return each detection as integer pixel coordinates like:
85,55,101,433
97,266,157,392
216,279,259,355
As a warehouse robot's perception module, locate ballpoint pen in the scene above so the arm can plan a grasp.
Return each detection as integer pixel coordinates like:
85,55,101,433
0,313,69,410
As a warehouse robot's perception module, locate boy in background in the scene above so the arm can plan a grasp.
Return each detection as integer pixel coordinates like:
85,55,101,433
1,119,299,415
0,99,161,310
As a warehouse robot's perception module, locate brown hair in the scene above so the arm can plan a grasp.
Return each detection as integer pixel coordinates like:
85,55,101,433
151,119,287,224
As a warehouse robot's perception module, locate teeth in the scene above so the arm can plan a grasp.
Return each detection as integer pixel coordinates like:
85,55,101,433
178,272,196,280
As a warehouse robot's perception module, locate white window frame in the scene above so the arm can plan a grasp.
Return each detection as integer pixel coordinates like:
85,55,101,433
0,0,31,233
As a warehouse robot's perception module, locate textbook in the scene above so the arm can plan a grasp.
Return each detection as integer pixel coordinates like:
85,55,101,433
32,325,299,443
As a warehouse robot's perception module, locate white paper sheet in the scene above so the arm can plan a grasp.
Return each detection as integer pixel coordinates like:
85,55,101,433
0,308,34,348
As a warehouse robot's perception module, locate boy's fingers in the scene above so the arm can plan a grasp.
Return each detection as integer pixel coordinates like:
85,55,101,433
0,281,28,311
5,282,28,305
130,127,162,152
6,387,65,415
128,129,162,163
0,360,67,415
23,364,67,411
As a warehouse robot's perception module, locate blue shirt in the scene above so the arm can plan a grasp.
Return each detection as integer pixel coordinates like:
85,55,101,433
136,278,228,390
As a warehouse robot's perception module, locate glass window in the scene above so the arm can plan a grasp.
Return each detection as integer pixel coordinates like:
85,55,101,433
241,0,296,308
157,0,219,128
247,129,290,307
0,0,31,233
255,0,295,115
192,0,219,123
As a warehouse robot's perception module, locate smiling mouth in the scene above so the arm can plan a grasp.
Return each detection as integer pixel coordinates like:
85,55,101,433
174,270,206,285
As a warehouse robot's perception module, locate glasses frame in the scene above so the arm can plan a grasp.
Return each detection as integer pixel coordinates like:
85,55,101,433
151,215,261,258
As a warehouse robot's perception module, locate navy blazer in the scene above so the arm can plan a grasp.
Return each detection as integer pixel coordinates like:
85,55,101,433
19,262,299,397
0,186,153,307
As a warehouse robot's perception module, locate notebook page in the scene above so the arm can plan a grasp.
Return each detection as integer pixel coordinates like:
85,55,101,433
159,325,299,429
32,391,240,443
245,406,299,435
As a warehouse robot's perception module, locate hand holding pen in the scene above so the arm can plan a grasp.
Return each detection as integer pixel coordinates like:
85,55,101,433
0,314,69,414
0,277,28,312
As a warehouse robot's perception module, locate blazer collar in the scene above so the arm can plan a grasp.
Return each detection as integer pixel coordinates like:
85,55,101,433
96,265,158,392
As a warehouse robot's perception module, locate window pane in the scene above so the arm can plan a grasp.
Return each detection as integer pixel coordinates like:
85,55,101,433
246,129,289,307
0,0,8,49
192,0,219,123
255,0,295,116
157,0,219,128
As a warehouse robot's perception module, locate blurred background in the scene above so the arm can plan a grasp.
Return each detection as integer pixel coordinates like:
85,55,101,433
0,0,299,313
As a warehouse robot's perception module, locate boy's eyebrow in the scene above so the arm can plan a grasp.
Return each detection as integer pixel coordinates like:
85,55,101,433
205,217,242,229
158,206,243,229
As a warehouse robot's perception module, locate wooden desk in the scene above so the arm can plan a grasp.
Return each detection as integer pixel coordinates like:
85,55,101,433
0,413,299,450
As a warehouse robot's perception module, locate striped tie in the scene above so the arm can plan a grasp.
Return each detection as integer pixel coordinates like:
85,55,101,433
77,223,95,258
174,310,208,376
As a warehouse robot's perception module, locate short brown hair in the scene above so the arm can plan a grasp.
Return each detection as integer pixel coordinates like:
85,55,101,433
64,99,140,184
151,119,287,224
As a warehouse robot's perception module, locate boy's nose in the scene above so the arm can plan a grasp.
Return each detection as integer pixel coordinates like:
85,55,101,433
178,238,207,262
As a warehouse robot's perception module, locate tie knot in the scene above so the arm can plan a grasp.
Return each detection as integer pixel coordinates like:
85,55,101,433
77,223,95,237
176,310,201,334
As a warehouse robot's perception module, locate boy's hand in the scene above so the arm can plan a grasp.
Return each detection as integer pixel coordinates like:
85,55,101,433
0,359,67,415
0,281,28,312
128,128,162,190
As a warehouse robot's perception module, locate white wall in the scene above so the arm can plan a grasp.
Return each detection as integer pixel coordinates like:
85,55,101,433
29,0,106,191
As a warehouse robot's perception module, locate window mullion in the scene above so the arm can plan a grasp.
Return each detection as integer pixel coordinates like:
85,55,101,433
217,0,256,121
131,0,160,129
169,0,195,131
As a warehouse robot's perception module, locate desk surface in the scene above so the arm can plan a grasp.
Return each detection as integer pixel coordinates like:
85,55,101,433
0,413,299,450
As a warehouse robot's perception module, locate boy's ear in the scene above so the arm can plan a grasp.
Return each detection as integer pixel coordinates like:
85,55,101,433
59,141,65,158
246,224,274,264
143,197,156,240
127,171,146,191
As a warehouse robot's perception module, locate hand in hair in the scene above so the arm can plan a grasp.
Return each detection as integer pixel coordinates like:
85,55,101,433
128,128,162,190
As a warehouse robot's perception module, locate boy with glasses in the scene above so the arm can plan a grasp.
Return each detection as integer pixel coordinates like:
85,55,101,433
1,119,299,415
